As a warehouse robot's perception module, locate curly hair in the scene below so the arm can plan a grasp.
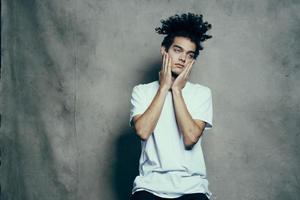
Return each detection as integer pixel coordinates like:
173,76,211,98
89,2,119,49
155,13,212,59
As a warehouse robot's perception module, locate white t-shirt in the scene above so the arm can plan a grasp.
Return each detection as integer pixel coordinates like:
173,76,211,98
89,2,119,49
129,80,213,199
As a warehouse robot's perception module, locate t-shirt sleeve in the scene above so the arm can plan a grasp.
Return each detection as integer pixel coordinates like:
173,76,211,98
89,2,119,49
129,85,147,127
190,87,213,130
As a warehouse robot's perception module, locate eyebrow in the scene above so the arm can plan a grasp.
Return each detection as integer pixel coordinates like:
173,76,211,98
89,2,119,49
173,45,195,54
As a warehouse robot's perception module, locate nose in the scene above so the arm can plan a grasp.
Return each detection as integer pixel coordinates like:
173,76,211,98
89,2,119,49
179,53,186,63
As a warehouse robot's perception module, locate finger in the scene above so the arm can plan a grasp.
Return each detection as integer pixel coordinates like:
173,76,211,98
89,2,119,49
182,61,192,79
181,62,190,77
162,53,166,73
185,65,192,79
185,60,194,78
167,53,171,74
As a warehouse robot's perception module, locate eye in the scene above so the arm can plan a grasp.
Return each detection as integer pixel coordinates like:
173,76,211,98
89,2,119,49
188,54,194,59
173,48,181,53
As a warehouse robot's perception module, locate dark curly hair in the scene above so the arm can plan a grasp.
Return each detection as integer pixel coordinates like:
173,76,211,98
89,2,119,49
155,13,212,59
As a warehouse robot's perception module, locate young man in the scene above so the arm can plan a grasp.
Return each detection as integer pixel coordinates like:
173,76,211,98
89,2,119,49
129,13,213,200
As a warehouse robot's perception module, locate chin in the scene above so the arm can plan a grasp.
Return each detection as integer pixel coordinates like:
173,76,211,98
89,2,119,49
172,69,183,76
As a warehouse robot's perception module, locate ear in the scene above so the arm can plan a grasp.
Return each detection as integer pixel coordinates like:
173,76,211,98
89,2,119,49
160,46,166,55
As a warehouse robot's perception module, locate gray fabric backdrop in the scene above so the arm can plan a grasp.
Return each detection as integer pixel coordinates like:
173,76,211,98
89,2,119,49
1,0,300,200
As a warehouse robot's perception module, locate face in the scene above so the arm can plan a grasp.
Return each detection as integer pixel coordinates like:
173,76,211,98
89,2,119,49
161,36,196,76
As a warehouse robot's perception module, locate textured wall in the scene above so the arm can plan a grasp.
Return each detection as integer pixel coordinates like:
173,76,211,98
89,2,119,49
1,0,300,200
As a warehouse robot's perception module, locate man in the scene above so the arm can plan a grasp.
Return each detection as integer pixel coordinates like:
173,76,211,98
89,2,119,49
129,13,213,200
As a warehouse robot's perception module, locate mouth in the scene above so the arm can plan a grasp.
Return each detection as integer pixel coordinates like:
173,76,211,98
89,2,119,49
175,63,184,68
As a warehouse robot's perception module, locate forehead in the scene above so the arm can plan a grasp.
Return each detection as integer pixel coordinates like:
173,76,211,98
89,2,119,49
171,36,196,52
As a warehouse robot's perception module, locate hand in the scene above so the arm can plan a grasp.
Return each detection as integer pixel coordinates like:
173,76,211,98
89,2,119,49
159,52,173,91
171,59,195,92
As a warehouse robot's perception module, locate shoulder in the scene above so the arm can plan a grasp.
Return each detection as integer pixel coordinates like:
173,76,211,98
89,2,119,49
134,81,158,90
188,82,212,96
132,81,159,92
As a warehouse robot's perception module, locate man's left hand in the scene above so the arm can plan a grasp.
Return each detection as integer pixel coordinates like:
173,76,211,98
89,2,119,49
171,60,195,92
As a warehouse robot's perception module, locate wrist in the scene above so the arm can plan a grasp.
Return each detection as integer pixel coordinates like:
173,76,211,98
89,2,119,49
158,85,169,94
171,87,181,94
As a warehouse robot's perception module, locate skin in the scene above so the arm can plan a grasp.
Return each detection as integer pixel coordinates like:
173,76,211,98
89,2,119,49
132,36,206,149
160,37,196,90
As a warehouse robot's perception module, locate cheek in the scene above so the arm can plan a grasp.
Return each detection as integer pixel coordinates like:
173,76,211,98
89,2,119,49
168,54,178,64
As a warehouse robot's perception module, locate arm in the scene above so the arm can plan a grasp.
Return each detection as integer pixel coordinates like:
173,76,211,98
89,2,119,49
132,52,173,140
133,87,168,140
171,59,206,149
172,89,206,149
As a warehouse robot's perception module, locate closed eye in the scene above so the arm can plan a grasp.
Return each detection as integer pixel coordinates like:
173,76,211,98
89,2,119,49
173,47,182,53
188,54,194,59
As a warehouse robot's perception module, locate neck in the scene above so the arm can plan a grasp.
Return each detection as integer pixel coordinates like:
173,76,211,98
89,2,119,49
171,72,178,79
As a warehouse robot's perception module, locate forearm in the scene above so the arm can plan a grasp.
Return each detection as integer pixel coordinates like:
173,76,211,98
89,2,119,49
135,86,169,140
172,89,203,148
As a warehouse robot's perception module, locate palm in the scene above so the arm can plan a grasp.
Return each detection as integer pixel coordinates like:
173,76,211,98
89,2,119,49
172,60,195,91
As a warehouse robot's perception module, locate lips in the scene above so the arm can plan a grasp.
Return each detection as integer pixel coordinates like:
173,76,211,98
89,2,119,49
175,63,184,68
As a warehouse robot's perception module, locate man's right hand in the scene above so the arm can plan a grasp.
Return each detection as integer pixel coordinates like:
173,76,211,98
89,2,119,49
159,52,173,91
132,52,172,140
